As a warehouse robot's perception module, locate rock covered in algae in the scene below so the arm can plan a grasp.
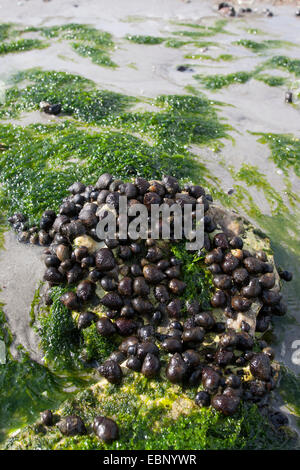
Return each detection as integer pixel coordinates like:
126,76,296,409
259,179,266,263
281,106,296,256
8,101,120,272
5,174,292,449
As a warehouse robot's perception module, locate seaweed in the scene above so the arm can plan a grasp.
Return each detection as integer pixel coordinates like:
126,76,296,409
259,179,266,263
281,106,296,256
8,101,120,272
125,35,165,45
4,373,297,450
0,39,47,55
170,242,213,310
37,287,80,369
234,39,296,53
194,71,253,90
253,132,300,177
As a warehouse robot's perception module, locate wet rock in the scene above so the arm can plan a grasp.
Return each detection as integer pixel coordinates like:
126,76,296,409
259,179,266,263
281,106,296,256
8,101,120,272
98,360,123,384
194,312,215,330
93,416,119,443
136,341,159,361
250,353,271,381
162,337,182,353
60,291,80,310
126,356,142,372
78,311,97,329
115,318,138,336
44,267,64,284
231,295,252,312
40,410,53,426
95,248,116,272
143,265,165,283
57,415,86,436
182,326,205,344
166,298,182,318
118,277,133,297
243,257,265,274
141,353,161,378
96,317,117,337
279,270,293,282
132,297,153,315
211,393,240,416
168,278,186,295
195,391,210,408
202,366,221,392
166,353,188,384
76,280,95,302
214,349,234,367
133,277,150,297
95,173,113,190
101,292,123,310
211,290,227,308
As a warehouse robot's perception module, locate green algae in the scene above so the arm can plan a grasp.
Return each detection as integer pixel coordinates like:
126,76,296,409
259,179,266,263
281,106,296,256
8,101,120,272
0,23,47,55
266,56,300,77
37,286,115,370
194,71,253,90
4,371,296,450
172,19,228,38
125,35,165,45
164,38,190,48
0,305,87,444
0,23,13,41
0,38,47,55
244,27,266,36
81,323,115,363
255,74,287,87
29,281,43,327
194,68,288,90
26,23,116,68
234,39,296,53
171,242,213,311
38,286,80,369
71,43,116,67
0,304,13,353
1,69,132,121
233,164,286,216
0,70,229,223
184,53,236,62
254,133,300,177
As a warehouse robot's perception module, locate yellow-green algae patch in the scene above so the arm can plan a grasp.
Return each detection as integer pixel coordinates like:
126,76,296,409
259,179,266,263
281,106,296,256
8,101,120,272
3,372,296,450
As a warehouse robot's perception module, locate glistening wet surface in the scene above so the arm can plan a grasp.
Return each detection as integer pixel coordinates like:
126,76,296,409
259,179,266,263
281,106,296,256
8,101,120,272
0,0,299,447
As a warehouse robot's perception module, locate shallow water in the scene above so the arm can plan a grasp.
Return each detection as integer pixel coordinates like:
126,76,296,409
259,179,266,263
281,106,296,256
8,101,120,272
0,0,299,446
